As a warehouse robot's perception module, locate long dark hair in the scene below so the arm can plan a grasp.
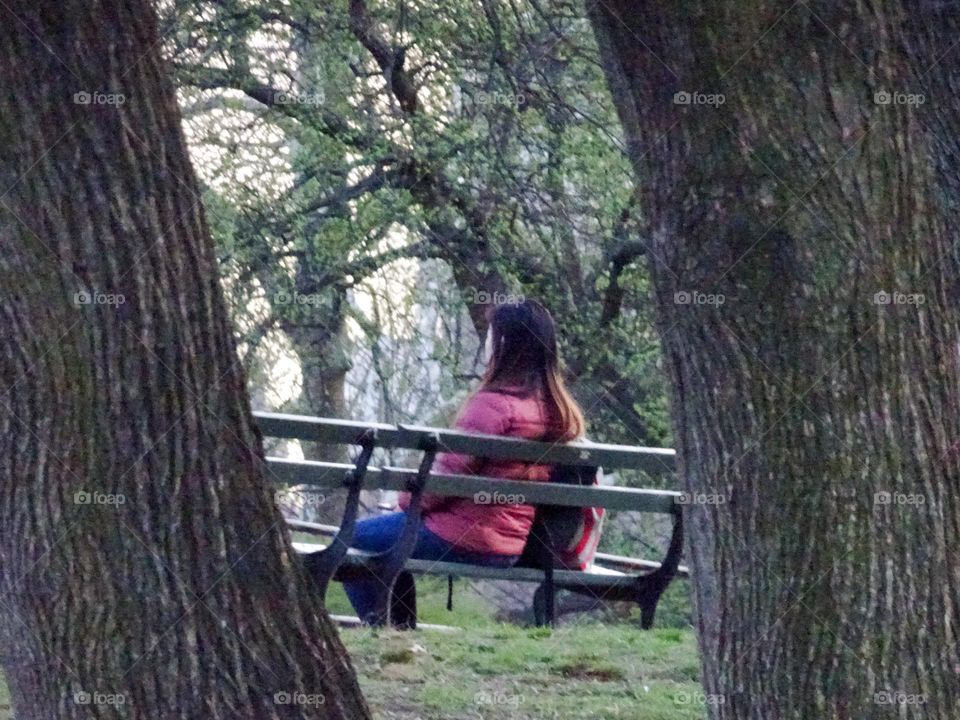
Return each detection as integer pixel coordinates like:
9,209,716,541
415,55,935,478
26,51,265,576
478,299,585,442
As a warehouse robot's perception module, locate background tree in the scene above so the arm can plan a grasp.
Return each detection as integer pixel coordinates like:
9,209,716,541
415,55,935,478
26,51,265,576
0,1,370,717
162,0,671,451
587,1,960,718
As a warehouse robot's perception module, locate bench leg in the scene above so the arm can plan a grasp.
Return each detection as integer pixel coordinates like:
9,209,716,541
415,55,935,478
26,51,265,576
351,438,438,628
532,573,556,628
360,570,418,629
299,431,376,598
544,566,556,626
638,506,684,629
389,570,418,629
532,584,546,627
639,595,658,630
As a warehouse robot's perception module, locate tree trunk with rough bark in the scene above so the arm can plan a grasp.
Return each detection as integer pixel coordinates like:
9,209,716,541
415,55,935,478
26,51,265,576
587,2,960,718
0,1,370,718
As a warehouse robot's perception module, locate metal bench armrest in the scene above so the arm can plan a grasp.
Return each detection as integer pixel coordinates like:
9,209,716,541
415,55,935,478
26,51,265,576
301,429,376,595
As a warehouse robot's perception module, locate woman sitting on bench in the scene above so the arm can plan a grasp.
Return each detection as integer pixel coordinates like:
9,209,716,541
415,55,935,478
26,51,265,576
343,298,586,622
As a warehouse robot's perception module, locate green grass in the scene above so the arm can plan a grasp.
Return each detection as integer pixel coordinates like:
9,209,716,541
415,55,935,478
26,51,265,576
0,578,704,719
344,621,704,719
0,676,9,720
338,577,705,719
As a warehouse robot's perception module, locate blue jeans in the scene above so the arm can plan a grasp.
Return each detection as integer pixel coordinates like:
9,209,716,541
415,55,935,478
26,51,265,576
343,512,518,622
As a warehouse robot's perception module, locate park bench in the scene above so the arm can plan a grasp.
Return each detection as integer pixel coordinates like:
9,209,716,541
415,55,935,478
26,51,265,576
255,411,687,629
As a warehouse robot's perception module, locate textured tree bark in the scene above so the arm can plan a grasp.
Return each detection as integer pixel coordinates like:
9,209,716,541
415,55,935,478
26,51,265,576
0,1,371,718
587,2,960,718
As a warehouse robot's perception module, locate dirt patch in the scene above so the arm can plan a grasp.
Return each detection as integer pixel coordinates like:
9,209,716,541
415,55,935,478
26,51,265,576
554,660,626,682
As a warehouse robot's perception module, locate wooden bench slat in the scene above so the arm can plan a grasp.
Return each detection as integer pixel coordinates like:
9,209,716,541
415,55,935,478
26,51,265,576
396,423,675,474
266,458,352,487
592,551,690,578
256,412,401,446
255,411,675,474
402,559,637,587
291,542,641,588
268,457,680,513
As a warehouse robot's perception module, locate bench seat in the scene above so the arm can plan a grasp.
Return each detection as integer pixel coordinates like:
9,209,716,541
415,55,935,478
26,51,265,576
292,541,669,589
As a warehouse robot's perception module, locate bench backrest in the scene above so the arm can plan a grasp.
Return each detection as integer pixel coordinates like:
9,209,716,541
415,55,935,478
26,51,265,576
255,411,680,513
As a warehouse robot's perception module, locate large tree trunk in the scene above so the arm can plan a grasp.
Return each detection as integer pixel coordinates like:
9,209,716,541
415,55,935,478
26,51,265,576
587,2,960,718
0,2,370,718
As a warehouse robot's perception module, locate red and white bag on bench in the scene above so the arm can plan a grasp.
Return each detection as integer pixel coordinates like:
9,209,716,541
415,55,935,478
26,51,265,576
519,465,607,572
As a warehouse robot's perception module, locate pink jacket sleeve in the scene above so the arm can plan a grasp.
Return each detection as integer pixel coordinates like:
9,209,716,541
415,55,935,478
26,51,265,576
399,391,513,513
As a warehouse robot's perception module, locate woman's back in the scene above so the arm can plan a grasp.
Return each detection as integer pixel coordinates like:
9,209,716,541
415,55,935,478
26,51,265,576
422,387,562,555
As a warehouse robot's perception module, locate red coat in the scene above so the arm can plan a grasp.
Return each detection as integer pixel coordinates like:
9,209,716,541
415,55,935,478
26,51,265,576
399,388,559,555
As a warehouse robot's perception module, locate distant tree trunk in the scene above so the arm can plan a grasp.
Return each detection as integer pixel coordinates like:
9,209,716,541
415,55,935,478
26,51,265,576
284,36,352,442
286,297,350,423
588,2,960,718
0,1,370,718
284,287,351,524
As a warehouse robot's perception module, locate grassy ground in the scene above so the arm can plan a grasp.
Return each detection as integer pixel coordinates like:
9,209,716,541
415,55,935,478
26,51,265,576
0,579,704,720
328,578,705,720
0,676,8,720
343,622,704,719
